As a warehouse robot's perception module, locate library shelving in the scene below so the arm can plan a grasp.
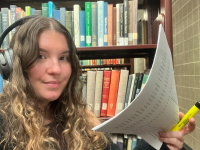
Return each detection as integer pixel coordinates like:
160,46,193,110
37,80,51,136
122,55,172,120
0,0,173,120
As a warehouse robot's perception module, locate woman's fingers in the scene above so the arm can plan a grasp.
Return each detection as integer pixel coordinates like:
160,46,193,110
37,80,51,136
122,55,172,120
159,131,184,142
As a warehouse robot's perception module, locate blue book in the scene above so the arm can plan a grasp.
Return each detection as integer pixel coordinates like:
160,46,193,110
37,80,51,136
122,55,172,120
48,1,56,18
53,10,60,22
131,136,137,150
124,74,133,109
104,2,108,46
60,7,66,26
0,74,2,93
79,11,86,47
97,1,104,46
31,8,35,15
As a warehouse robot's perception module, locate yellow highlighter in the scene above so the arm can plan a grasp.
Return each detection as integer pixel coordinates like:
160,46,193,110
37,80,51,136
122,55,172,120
171,102,200,131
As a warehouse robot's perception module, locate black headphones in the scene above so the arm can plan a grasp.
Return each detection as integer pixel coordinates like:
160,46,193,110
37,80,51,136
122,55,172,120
0,15,38,80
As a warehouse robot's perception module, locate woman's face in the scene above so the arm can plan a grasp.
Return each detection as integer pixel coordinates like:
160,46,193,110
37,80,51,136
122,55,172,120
27,30,72,106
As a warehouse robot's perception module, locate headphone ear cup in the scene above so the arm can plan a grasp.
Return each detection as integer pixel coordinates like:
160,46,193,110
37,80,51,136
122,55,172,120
4,49,12,71
0,51,10,80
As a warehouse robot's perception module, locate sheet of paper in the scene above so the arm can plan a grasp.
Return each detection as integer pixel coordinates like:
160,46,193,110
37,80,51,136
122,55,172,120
92,25,180,150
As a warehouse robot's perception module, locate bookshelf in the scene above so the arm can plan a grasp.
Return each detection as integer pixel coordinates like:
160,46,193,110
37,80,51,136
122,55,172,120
0,0,173,120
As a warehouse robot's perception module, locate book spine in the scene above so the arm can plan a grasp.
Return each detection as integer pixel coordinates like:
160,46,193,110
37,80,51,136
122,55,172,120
8,10,11,42
115,70,129,115
124,0,128,45
65,11,72,36
80,11,86,47
42,3,48,17
48,1,55,18
94,71,103,117
74,5,81,47
124,75,133,109
116,4,120,46
113,7,116,45
107,4,113,46
53,10,60,22
130,76,138,103
119,3,124,46
128,1,133,45
86,71,96,112
33,10,42,16
138,20,142,44
134,73,144,98
104,2,108,46
60,7,66,26
132,0,138,45
123,134,128,150
91,2,97,46
97,1,104,46
131,136,137,150
1,8,9,49
19,10,24,18
85,2,92,47
31,8,35,15
82,74,87,103
10,5,16,38
16,7,21,20
25,6,31,16
100,70,111,116
107,70,120,116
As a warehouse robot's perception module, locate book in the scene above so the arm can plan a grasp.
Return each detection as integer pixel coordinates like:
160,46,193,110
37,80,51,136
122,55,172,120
31,8,35,15
107,4,113,46
1,8,9,49
127,135,132,150
131,136,137,150
124,74,133,109
104,2,108,46
48,1,56,18
42,3,48,17
74,4,81,47
8,10,11,42
10,5,16,38
60,7,66,26
124,0,128,45
115,70,129,115
0,12,3,48
94,71,103,117
134,73,144,98
33,10,42,16
128,1,133,45
79,11,86,47
113,7,116,45
119,3,124,46
91,2,97,46
25,6,31,16
132,0,138,45
100,71,111,116
130,76,139,103
116,4,120,46
65,11,72,36
123,134,128,150
107,70,120,116
82,74,87,103
141,74,148,89
117,134,123,150
137,20,142,44
72,11,74,41
93,25,179,150
97,1,104,46
86,71,96,112
16,7,21,20
85,2,92,47
53,10,60,22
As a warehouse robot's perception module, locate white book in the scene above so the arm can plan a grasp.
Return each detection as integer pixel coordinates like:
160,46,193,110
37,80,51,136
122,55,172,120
94,71,103,117
115,70,129,115
73,4,81,47
116,4,120,46
127,74,135,105
86,71,96,112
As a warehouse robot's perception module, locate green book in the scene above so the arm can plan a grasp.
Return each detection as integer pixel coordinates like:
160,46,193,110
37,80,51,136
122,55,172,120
141,74,148,89
65,11,72,36
42,3,48,17
85,2,92,47
25,6,31,16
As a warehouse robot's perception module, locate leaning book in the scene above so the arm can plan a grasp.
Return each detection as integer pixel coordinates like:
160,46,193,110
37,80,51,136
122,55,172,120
93,25,179,150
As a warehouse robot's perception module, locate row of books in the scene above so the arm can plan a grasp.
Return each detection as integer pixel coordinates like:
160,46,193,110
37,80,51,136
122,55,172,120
80,69,149,117
0,0,144,49
81,66,128,71
80,58,126,66
111,134,141,150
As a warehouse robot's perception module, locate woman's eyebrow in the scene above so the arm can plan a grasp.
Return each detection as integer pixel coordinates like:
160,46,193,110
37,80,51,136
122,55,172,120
39,48,70,54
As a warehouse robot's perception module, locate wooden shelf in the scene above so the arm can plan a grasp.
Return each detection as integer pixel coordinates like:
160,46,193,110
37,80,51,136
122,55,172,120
77,44,157,60
81,63,131,68
98,116,113,120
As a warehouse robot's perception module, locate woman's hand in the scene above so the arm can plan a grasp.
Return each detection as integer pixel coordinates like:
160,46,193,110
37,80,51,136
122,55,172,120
159,112,196,150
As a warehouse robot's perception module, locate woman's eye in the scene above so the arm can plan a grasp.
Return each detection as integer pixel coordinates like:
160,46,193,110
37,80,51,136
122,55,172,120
38,55,45,59
60,56,69,61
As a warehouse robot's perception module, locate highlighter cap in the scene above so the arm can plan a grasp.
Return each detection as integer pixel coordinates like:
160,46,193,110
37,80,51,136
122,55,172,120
195,102,200,109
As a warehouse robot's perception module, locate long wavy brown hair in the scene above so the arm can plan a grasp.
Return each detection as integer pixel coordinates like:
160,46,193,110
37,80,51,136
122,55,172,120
0,16,108,150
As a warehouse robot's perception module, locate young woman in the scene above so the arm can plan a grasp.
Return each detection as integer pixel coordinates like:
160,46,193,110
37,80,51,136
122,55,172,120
0,16,195,150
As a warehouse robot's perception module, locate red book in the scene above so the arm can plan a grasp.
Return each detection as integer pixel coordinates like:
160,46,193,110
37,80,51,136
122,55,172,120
100,71,112,116
104,59,107,65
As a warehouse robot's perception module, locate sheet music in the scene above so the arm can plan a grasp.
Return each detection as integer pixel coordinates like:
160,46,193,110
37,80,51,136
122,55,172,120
92,25,180,150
